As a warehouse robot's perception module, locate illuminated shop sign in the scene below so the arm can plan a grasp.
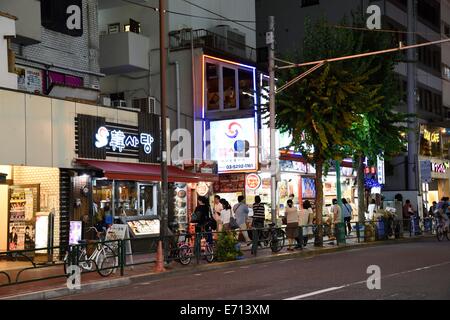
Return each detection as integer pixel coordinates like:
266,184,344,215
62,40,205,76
431,162,450,173
210,118,258,173
246,174,261,190
424,129,440,143
95,126,154,155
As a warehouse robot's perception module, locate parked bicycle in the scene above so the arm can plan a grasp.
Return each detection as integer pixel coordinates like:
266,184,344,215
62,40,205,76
435,217,450,241
167,233,194,265
259,222,286,253
63,227,118,277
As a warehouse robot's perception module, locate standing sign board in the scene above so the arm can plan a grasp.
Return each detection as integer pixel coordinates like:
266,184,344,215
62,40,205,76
105,224,134,267
420,160,432,182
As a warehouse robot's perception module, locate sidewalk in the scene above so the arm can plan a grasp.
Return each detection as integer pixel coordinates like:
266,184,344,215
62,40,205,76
0,233,430,300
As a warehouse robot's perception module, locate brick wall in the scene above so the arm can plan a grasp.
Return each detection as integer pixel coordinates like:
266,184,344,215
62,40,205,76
11,0,100,89
13,166,60,258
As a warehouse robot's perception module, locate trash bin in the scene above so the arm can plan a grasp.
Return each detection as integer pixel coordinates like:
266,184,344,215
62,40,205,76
376,218,385,240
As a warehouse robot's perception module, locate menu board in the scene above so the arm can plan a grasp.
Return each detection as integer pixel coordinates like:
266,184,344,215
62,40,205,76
8,185,39,251
213,173,245,193
127,219,160,237
173,183,188,231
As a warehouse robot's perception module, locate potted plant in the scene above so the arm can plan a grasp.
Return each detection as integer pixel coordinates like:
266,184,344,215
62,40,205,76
216,231,243,262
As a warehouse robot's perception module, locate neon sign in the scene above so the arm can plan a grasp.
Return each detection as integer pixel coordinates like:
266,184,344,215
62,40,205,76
95,126,154,155
424,129,439,143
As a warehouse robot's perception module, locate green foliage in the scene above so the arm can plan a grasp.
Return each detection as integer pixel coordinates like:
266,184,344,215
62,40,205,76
216,231,243,262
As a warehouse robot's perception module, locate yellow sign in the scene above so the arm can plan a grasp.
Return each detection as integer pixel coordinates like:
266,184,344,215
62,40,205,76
424,129,439,143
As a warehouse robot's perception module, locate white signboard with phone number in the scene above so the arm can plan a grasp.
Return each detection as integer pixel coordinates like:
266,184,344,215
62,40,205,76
210,118,258,173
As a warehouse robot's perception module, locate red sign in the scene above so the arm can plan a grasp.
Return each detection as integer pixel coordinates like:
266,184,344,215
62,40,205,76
246,174,261,190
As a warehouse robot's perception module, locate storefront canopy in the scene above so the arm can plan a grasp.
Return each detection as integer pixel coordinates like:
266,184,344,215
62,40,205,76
75,159,218,183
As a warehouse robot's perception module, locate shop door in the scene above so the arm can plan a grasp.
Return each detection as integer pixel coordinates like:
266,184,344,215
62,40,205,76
138,183,157,216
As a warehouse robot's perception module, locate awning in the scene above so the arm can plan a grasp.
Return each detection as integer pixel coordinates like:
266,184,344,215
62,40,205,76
75,159,218,183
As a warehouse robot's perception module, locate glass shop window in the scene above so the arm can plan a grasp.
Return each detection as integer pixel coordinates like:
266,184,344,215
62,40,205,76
92,179,113,224
239,69,253,109
114,181,138,216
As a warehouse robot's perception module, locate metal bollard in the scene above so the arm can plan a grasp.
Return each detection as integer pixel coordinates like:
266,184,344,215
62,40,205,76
195,232,201,264
298,226,303,249
356,222,360,243
251,228,258,255
120,240,125,276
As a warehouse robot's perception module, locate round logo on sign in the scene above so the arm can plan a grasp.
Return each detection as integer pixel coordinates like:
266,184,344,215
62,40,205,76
246,174,261,190
197,182,209,196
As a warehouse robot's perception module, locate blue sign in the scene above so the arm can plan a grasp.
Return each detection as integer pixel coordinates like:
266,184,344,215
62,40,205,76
420,160,431,182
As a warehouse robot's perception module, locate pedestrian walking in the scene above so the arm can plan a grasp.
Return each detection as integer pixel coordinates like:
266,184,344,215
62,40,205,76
342,198,353,236
213,195,223,232
402,199,415,231
285,199,299,250
233,196,251,244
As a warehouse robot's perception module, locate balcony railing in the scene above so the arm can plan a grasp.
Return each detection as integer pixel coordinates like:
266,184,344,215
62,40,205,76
169,28,256,62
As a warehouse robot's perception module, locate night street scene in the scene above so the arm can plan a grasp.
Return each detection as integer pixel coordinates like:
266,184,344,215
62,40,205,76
0,0,450,310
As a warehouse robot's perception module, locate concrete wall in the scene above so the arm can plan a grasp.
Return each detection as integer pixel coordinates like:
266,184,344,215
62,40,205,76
0,88,140,168
0,15,17,90
0,0,41,44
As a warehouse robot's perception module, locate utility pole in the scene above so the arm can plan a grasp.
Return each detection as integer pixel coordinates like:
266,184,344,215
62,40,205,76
155,0,168,272
267,16,277,224
407,0,418,192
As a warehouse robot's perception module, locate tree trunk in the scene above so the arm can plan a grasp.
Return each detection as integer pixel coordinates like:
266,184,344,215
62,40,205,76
314,159,324,247
357,154,366,224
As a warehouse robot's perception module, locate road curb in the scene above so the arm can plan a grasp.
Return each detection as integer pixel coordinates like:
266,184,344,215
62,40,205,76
0,235,433,300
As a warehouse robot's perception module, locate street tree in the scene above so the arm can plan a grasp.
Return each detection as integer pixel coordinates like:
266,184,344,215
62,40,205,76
274,17,380,246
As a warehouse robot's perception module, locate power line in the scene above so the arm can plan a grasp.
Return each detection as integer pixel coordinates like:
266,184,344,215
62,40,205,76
333,24,449,39
120,0,256,26
181,0,256,31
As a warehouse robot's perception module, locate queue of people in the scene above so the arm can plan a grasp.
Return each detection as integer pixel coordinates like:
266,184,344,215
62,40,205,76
190,193,359,249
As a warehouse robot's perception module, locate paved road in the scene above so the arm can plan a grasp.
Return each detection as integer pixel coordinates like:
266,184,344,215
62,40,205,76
59,238,450,300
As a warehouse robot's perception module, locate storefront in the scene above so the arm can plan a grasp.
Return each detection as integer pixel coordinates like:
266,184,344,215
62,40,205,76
0,165,58,257
419,124,450,211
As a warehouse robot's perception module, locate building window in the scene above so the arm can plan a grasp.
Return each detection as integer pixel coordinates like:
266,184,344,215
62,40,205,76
124,19,141,34
444,23,450,37
238,69,254,110
205,58,255,112
48,71,83,89
223,67,237,109
108,23,120,34
443,65,450,81
301,0,319,7
206,63,220,111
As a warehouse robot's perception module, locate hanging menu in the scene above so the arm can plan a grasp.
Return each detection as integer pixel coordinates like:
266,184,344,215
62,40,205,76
173,183,188,232
8,185,39,252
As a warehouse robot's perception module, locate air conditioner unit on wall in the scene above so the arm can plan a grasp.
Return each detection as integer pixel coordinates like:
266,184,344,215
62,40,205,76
112,100,127,108
148,97,160,115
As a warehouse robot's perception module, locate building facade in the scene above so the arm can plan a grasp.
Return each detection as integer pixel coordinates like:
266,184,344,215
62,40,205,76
256,0,450,212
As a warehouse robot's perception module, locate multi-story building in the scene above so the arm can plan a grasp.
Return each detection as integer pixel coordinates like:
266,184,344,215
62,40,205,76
97,0,259,207
0,0,101,101
256,0,450,212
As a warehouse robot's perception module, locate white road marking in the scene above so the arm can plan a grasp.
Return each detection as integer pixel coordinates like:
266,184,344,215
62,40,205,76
224,271,235,274
194,273,202,276
284,260,450,300
239,266,249,269
284,286,347,300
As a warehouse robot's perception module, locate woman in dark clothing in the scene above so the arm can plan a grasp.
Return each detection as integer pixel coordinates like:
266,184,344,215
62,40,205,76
192,196,213,243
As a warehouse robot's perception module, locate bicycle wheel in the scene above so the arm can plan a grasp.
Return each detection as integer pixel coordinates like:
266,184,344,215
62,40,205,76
205,244,214,263
97,248,118,277
178,244,192,265
271,229,285,253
